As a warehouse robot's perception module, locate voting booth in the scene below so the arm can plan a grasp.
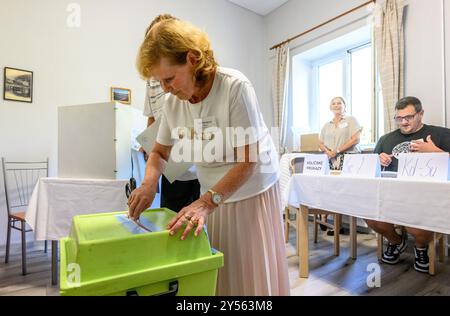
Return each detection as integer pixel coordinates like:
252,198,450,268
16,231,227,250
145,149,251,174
59,208,224,296
58,102,147,180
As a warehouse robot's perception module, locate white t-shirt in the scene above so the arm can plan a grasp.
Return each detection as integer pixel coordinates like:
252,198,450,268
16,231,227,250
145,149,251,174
156,67,280,203
143,79,197,181
143,79,166,120
319,115,362,153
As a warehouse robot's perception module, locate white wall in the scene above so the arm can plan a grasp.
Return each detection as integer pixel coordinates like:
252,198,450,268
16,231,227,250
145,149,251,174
291,57,311,150
442,1,450,127
263,0,374,141
264,0,450,139
403,0,448,127
445,0,450,127
0,0,265,246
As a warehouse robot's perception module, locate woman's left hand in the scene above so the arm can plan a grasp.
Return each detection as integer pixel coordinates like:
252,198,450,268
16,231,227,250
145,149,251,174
327,149,337,159
166,197,216,240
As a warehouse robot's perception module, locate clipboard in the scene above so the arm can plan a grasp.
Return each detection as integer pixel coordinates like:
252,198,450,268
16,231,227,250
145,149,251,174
136,118,193,183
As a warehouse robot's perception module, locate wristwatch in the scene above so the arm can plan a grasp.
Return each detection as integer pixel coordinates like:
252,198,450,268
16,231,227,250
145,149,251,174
207,189,223,206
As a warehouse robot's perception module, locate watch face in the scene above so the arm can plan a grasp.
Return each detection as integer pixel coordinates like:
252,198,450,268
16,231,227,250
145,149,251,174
212,193,222,204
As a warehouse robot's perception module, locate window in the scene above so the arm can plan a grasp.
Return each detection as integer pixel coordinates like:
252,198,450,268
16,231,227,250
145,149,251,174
292,27,382,146
318,59,344,129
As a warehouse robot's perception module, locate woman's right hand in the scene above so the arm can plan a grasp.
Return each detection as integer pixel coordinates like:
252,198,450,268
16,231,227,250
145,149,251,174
128,183,157,220
326,149,337,159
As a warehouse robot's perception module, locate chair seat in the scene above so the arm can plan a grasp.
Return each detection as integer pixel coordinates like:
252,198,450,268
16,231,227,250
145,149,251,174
10,211,26,221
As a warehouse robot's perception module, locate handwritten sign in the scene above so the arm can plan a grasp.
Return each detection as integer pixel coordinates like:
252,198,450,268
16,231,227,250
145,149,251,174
341,154,381,178
397,153,450,181
303,154,330,175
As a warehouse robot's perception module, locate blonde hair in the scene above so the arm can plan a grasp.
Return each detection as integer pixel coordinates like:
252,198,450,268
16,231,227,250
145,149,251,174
137,19,218,84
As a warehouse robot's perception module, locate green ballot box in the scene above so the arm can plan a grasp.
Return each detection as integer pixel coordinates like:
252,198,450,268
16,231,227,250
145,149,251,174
59,208,223,296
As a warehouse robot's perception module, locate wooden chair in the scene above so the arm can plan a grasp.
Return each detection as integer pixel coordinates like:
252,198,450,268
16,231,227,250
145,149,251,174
2,157,48,275
377,231,447,275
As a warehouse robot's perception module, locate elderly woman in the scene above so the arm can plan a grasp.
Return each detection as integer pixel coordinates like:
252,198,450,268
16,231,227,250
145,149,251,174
128,18,289,296
318,96,362,235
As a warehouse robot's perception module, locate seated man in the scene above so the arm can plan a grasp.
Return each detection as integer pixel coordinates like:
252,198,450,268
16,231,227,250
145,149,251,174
366,96,450,273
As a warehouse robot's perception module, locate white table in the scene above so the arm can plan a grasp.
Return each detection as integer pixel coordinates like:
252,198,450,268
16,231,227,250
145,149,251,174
26,177,129,285
279,153,307,210
287,174,450,277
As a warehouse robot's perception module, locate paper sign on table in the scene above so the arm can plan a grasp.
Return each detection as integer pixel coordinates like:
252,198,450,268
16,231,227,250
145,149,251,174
397,153,449,181
303,154,330,175
341,154,381,178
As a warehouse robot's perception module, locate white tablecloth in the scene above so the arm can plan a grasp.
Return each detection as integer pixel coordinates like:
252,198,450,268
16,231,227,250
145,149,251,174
26,178,128,240
287,174,450,234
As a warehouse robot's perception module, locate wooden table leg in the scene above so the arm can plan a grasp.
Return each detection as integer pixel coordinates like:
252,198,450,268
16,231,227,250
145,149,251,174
334,214,340,256
299,205,309,278
377,234,383,261
350,216,357,259
52,240,58,286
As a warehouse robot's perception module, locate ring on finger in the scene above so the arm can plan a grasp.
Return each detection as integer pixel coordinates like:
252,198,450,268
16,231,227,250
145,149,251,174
189,218,198,226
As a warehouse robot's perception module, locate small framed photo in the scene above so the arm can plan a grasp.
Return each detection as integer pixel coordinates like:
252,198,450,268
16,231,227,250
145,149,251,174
110,87,131,104
3,67,33,103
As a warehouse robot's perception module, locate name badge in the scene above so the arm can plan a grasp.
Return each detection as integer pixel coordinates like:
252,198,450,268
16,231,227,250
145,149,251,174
202,116,217,129
397,153,450,181
194,117,216,131
341,154,381,178
303,154,330,175
338,122,348,129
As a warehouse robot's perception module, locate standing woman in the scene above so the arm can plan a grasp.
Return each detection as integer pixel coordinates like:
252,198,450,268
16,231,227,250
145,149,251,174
318,96,362,234
319,96,362,170
129,18,290,296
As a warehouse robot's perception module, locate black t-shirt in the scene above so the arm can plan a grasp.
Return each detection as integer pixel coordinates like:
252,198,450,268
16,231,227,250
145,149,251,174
374,124,450,171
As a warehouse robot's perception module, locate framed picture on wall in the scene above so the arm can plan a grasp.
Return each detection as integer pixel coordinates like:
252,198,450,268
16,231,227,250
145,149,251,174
3,67,33,103
110,87,131,104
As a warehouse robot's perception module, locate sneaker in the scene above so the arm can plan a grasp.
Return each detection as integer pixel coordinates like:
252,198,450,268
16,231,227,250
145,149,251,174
381,232,407,264
414,247,429,273
326,228,345,236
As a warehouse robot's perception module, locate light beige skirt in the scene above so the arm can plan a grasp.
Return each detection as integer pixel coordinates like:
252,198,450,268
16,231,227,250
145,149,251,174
207,182,290,296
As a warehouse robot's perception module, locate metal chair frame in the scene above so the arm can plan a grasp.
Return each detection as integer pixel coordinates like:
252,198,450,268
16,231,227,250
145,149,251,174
2,157,48,275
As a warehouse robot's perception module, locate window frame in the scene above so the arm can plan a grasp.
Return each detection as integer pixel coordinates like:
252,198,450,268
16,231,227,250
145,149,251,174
306,40,377,146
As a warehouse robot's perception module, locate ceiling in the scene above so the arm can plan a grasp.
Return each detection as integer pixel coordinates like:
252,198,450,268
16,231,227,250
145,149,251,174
227,0,289,16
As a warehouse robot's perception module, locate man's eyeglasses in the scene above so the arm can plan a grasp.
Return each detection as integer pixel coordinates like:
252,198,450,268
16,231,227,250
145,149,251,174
394,112,418,123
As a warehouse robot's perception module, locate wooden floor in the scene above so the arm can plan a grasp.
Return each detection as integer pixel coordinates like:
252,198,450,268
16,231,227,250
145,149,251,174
286,227,450,296
0,241,58,296
0,224,449,296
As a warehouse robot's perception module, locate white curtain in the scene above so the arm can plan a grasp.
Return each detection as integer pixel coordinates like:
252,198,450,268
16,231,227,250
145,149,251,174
374,0,405,133
271,44,290,154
